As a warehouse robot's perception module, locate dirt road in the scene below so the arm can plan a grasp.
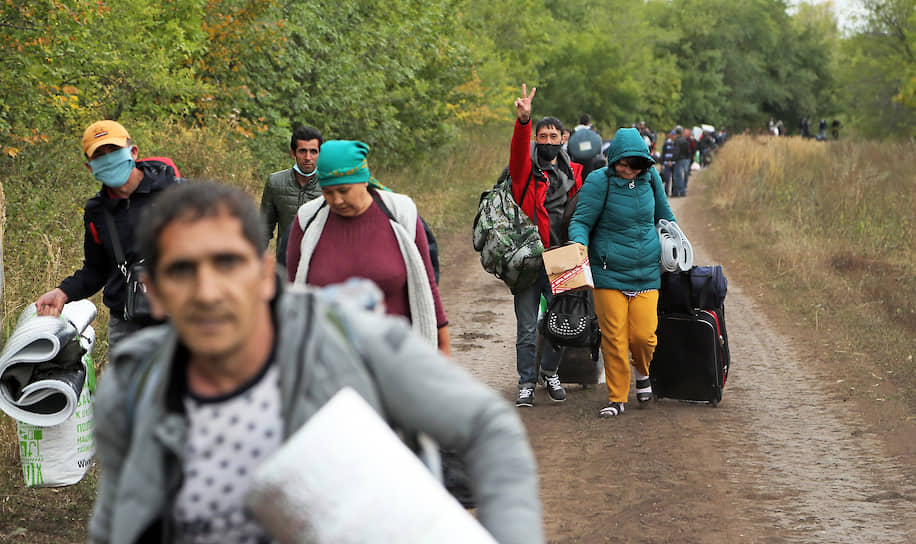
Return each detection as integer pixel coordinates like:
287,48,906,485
440,175,915,543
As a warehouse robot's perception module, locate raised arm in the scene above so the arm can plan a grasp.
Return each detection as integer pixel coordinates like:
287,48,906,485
509,84,537,207
514,83,536,124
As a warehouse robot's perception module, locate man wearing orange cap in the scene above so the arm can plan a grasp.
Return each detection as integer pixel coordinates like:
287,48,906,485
34,120,182,345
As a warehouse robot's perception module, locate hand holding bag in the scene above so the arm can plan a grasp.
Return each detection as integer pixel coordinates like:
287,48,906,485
539,290,601,360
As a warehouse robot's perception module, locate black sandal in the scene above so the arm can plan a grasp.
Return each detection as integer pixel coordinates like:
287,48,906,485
636,378,652,404
599,402,625,417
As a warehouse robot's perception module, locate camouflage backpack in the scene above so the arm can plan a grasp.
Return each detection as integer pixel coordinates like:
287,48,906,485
472,167,544,294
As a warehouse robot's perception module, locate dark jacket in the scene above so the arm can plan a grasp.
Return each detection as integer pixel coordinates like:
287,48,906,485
58,160,180,313
674,135,690,161
260,168,321,257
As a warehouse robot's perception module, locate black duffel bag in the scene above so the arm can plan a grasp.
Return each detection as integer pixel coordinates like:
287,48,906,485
659,265,728,312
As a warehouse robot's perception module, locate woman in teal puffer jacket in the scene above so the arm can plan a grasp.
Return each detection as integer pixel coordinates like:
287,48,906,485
568,128,676,417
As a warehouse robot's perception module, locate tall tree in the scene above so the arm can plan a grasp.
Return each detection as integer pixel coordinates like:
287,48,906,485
838,0,916,137
224,0,476,162
647,0,840,132
534,0,681,133
781,1,840,132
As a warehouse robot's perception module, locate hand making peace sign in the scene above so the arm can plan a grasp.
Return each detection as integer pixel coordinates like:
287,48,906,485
515,84,536,124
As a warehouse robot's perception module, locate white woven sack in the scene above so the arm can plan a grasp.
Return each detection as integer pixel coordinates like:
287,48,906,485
18,371,95,487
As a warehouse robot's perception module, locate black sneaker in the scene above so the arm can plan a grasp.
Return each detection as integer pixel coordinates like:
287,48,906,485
542,373,566,403
516,384,535,407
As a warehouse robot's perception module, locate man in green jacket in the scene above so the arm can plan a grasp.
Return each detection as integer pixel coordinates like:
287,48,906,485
260,125,323,259
90,182,542,543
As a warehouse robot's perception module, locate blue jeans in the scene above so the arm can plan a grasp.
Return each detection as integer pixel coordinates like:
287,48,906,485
514,268,563,385
673,159,690,196
661,163,674,195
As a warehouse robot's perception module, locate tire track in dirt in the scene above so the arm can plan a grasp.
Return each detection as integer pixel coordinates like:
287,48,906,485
438,172,914,542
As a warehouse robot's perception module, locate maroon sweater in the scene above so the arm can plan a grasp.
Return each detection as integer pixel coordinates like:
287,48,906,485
286,201,447,327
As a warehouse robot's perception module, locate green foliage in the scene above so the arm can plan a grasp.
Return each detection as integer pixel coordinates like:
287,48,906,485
0,0,209,155
837,0,916,138
1,0,914,164
648,0,839,132
451,0,554,124
784,2,840,124
185,0,480,164
536,0,652,131
0,1,104,153
266,0,474,162
191,0,284,134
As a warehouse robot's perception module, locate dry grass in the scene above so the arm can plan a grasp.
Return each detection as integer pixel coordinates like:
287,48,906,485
702,135,915,409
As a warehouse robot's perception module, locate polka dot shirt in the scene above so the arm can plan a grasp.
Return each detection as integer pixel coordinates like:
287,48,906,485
172,362,282,543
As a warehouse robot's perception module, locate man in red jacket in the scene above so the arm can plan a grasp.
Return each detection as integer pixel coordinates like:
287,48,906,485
509,84,584,407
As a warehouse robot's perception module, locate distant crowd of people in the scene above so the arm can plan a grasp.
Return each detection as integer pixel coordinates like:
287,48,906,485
760,116,841,140
560,114,727,200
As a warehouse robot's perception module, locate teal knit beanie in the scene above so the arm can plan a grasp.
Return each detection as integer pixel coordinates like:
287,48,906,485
317,140,372,187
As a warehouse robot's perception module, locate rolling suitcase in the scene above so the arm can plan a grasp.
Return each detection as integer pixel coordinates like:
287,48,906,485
650,306,729,405
650,268,731,405
536,332,602,386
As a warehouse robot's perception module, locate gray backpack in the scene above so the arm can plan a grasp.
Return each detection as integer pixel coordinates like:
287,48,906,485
472,167,544,294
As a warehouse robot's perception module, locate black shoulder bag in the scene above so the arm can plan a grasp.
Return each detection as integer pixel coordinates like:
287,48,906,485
539,289,601,360
102,210,161,325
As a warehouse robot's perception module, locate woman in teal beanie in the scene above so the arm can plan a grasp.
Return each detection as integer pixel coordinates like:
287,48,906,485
568,128,677,417
286,140,449,354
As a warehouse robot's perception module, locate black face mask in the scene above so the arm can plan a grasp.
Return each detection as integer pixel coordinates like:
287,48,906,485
536,143,562,162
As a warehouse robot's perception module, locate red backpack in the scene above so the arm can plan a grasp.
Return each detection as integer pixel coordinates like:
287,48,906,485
88,156,183,245
139,156,181,178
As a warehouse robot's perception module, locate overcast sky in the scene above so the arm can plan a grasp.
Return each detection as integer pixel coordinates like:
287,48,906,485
794,0,867,30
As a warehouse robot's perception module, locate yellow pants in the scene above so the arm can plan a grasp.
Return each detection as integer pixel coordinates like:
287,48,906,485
592,289,659,403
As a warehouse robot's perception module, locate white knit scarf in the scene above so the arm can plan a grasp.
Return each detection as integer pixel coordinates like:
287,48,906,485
293,191,438,346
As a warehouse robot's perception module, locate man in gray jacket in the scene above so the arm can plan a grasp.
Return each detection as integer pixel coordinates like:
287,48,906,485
260,125,323,258
89,181,542,543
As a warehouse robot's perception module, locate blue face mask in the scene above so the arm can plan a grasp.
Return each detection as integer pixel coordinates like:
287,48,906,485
293,163,317,177
89,147,135,188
